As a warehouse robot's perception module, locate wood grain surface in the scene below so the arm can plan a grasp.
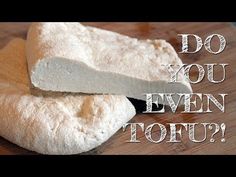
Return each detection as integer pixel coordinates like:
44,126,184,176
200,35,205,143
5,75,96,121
0,22,235,155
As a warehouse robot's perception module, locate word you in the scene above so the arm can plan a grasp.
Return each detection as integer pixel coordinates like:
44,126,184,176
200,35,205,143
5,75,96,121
123,122,226,143
163,63,228,84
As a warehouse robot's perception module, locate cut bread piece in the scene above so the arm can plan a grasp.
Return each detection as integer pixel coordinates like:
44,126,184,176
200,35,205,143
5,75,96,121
0,38,135,154
26,23,192,102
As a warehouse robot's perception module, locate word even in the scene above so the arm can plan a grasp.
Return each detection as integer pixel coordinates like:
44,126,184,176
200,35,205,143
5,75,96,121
144,93,227,113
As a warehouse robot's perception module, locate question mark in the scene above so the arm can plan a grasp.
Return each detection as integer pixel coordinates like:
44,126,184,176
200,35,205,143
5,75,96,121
208,123,220,143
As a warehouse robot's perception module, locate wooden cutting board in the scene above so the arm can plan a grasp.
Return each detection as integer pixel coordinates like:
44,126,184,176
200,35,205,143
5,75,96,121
0,22,235,155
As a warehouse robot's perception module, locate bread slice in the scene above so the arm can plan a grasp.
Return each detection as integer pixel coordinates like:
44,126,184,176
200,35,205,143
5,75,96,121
0,38,135,154
26,23,192,102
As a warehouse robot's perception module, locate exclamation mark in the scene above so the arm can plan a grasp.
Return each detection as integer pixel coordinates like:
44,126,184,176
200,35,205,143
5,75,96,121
221,123,226,142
